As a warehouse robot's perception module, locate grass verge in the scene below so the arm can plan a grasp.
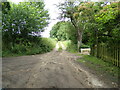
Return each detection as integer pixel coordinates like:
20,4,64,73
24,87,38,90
77,54,120,84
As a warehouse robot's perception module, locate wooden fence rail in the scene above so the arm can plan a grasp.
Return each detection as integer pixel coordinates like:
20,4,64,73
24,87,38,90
91,44,120,67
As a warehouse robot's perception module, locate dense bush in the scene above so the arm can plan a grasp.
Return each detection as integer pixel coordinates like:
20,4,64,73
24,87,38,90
80,44,90,48
66,40,77,53
2,2,52,57
2,37,56,57
2,2,49,49
61,40,89,52
40,38,56,52
50,21,77,43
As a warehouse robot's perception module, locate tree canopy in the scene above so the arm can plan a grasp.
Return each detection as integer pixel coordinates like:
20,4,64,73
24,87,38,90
50,21,77,43
55,1,120,48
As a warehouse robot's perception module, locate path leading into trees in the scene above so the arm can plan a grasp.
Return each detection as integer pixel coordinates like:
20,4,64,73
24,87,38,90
54,41,66,51
3,49,115,88
60,42,66,50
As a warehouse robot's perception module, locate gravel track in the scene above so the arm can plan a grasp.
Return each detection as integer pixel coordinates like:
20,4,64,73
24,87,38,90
2,50,112,88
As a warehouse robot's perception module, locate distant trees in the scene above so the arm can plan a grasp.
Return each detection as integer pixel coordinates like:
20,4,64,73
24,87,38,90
50,21,77,43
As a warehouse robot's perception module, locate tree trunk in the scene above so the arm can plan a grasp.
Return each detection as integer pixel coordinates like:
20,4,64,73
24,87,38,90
70,17,83,52
77,28,83,52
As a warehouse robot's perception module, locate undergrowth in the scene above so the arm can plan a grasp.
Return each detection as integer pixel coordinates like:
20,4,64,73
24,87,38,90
77,54,120,83
2,37,57,57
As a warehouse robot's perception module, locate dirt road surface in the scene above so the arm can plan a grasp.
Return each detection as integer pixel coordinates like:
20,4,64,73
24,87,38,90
3,50,116,88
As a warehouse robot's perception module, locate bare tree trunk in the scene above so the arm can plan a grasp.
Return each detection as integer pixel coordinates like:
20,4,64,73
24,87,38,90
70,17,84,52
77,28,83,52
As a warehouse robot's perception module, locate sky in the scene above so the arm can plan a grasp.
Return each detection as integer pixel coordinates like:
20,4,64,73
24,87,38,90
41,0,65,37
9,0,99,37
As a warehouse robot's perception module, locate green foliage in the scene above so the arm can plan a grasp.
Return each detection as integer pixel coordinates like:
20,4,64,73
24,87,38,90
74,2,120,46
2,2,49,50
58,47,62,52
2,2,11,14
50,21,77,43
95,2,120,43
2,37,56,57
77,55,119,83
40,38,56,52
50,22,60,39
80,44,90,48
95,2,118,24
61,41,69,48
57,2,104,50
66,40,77,53
57,1,120,53
2,2,53,57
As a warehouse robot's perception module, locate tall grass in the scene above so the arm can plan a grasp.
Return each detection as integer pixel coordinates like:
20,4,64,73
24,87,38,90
61,40,77,53
2,37,57,57
77,55,119,83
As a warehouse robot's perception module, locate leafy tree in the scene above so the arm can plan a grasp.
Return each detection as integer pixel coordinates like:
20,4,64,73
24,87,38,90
58,1,103,51
50,22,61,39
95,2,120,44
50,21,77,43
78,2,103,45
2,1,11,14
78,2,120,46
58,1,80,50
2,2,49,49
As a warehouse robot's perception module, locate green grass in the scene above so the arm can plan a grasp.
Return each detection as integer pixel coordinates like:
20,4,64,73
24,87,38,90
57,41,63,52
2,38,57,57
62,40,78,53
77,54,119,83
58,47,62,52
2,51,26,57
80,43,90,48
61,41,69,48
58,41,61,47
58,40,78,53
